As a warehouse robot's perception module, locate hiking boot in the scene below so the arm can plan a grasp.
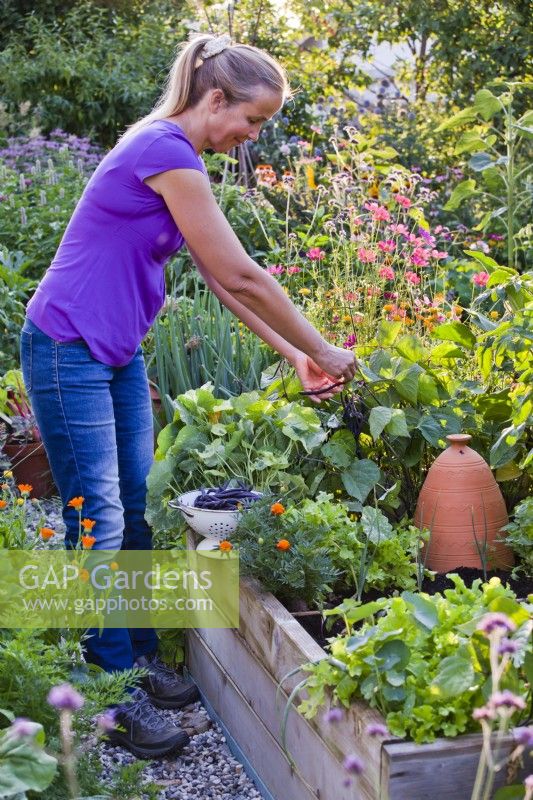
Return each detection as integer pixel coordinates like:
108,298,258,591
107,688,189,759
135,653,200,709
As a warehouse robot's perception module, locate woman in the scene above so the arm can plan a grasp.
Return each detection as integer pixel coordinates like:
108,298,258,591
20,33,356,758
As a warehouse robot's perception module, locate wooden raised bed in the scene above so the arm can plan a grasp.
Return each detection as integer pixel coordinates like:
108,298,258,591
185,533,531,800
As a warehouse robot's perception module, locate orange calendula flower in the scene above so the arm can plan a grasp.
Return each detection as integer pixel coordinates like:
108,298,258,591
219,540,233,552
81,518,96,531
79,568,90,582
110,561,119,570
270,502,285,516
81,535,96,550
18,484,33,495
0,500,7,509
40,527,55,540
276,539,291,551
68,496,84,510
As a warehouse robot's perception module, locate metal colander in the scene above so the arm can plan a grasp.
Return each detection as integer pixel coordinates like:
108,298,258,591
169,490,243,540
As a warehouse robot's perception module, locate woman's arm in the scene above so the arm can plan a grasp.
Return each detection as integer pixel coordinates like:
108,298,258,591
144,168,356,383
189,245,342,403
188,245,300,364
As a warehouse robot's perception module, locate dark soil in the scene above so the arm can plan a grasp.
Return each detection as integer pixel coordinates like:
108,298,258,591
293,567,533,651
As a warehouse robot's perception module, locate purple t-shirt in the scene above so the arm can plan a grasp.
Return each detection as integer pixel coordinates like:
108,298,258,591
27,121,207,366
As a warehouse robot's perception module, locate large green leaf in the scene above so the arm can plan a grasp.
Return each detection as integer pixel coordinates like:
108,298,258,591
0,729,57,796
369,406,393,440
473,89,503,120
468,152,493,171
386,409,410,438
376,320,403,347
431,655,475,699
443,179,476,211
402,592,438,631
463,250,500,270
435,107,478,131
394,334,428,364
490,423,525,468
375,640,411,671
360,506,393,543
393,364,422,404
431,322,476,351
454,131,488,155
341,459,381,503
321,429,356,468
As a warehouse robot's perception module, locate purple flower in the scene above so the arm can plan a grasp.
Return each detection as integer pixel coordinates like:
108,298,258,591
514,727,533,748
366,722,389,737
343,754,364,774
477,612,516,635
473,706,495,721
9,717,40,738
96,711,116,733
498,638,519,655
490,691,526,711
323,708,344,723
47,683,85,711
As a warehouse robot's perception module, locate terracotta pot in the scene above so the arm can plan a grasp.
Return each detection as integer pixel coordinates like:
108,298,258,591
414,433,513,573
4,441,57,499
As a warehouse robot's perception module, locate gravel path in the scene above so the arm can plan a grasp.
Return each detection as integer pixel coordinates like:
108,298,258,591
28,498,264,800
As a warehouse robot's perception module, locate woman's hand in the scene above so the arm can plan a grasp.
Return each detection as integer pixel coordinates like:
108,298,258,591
292,351,351,404
310,342,357,385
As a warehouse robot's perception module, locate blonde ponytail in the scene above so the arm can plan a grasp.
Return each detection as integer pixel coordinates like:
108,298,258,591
121,33,291,140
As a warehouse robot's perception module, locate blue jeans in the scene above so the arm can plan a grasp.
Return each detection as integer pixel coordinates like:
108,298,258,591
20,317,158,672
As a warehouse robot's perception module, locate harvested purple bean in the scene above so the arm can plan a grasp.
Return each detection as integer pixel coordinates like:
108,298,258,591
193,482,262,511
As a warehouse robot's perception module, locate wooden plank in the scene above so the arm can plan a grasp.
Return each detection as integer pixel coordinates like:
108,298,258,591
187,629,319,800
382,735,533,800
190,623,379,800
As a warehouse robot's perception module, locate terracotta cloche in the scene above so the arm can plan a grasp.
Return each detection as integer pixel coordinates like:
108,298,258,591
414,434,513,573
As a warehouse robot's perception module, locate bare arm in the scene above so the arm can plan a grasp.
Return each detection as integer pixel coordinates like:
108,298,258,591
145,168,356,382
188,244,301,365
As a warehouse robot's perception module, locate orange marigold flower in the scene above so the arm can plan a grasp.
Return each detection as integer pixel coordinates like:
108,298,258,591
276,539,291,551
18,484,33,495
270,502,285,515
0,500,7,509
68,496,84,510
79,568,90,582
110,561,119,570
40,527,55,540
219,540,233,552
81,518,96,531
81,535,96,550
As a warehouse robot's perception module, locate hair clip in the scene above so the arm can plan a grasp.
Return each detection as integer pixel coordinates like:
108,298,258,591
200,34,232,60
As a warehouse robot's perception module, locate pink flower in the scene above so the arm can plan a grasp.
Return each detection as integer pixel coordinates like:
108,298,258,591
410,248,431,267
343,333,357,349
395,194,412,208
266,265,284,274
405,271,421,285
377,239,396,253
472,271,490,287
431,249,448,260
364,202,391,222
306,248,326,260
286,266,301,274
383,291,398,300
358,247,377,264
344,291,359,302
389,223,409,236
378,266,395,280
